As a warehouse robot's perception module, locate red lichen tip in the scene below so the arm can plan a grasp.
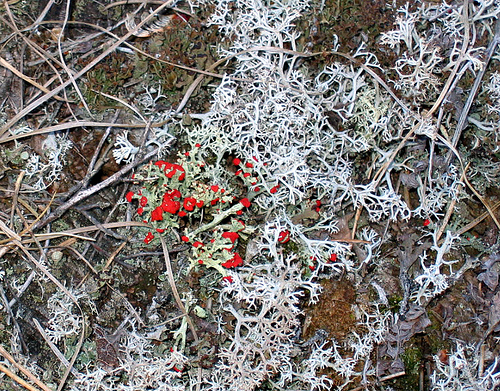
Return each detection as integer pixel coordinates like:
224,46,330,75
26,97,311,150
125,191,134,202
144,232,154,244
239,198,251,208
278,230,290,244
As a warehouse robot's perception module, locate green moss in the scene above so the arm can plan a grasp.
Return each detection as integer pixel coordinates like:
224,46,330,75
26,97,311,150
387,294,403,313
386,345,422,391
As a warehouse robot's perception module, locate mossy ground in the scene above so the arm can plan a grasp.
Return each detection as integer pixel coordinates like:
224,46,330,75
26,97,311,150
0,0,499,390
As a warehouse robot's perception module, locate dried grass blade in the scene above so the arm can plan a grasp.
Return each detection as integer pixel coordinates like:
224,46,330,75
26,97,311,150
9,171,25,227
0,0,176,139
463,173,500,231
23,221,147,242
158,233,199,342
0,56,67,102
0,120,145,144
1,228,85,391
0,362,43,391
0,345,53,391
102,241,127,272
32,318,78,377
455,201,500,237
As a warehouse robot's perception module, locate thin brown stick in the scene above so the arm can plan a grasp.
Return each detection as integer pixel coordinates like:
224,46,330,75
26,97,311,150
0,0,176,139
102,241,127,272
0,345,52,391
436,164,469,242
447,17,500,165
0,56,67,102
30,0,57,29
0,4,76,112
75,110,121,194
31,318,78,377
104,0,189,9
158,233,201,391
0,192,56,245
96,90,147,123
56,0,92,116
16,196,40,218
0,225,85,391
32,145,163,230
58,245,99,274
350,371,406,391
0,362,44,391
9,170,24,227
61,18,230,78
2,221,148,245
455,201,500,237
463,174,500,230
158,234,199,342
0,120,146,144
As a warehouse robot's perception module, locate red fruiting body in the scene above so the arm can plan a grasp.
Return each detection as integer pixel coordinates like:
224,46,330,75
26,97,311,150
423,219,431,226
222,231,239,243
222,276,233,283
211,185,219,192
278,230,290,243
166,189,181,199
240,198,251,208
245,162,253,168
162,198,180,214
233,158,241,166
144,232,154,244
183,197,197,212
162,190,181,214
154,161,186,180
140,196,148,207
222,252,243,268
270,184,279,194
151,206,164,221
181,236,189,242
329,253,337,262
126,191,134,202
